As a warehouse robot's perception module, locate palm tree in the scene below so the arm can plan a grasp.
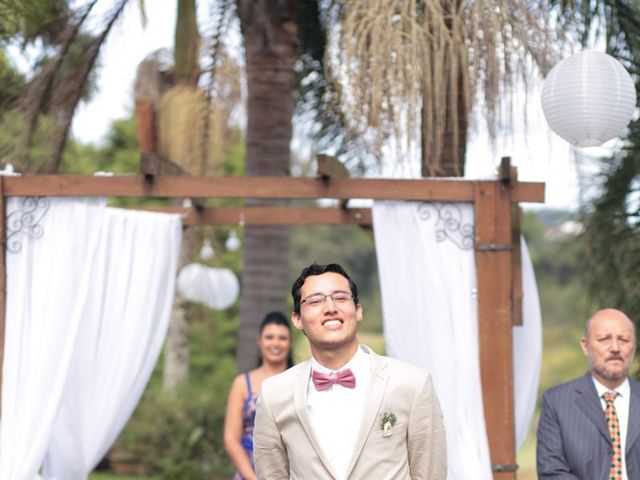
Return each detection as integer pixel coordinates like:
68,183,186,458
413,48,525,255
1,0,132,172
234,0,299,371
326,0,566,176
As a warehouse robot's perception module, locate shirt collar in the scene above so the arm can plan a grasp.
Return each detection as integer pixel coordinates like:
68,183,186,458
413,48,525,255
592,376,630,398
311,344,369,375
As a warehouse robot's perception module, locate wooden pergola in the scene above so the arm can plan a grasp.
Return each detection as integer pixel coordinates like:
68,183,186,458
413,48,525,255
0,157,544,479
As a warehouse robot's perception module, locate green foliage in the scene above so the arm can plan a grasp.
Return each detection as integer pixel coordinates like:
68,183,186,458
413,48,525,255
523,210,577,280
581,143,640,330
0,0,69,44
217,134,245,176
62,117,140,174
0,49,25,109
50,31,101,103
521,210,592,385
0,110,58,170
90,474,147,480
113,308,238,480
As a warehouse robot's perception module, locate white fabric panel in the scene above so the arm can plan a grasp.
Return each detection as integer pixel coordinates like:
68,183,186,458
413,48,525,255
41,207,182,479
0,197,107,480
373,201,543,478
513,237,542,449
372,201,492,480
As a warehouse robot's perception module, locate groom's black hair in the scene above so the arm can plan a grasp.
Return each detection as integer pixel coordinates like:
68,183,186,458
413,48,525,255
291,263,359,314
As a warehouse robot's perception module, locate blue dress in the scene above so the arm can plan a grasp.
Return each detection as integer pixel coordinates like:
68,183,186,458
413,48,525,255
233,372,259,480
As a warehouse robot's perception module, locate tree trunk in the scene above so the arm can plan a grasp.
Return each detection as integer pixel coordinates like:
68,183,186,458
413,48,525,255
162,224,197,390
236,0,297,372
161,0,200,389
174,0,200,85
422,0,468,179
421,62,468,177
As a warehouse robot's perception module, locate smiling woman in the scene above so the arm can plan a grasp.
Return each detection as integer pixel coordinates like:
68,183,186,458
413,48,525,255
223,312,293,480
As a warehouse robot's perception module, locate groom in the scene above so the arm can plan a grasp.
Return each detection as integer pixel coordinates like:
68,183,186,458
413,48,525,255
253,263,447,479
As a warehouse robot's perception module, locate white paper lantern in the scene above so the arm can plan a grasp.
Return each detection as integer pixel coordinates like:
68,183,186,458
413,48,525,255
199,239,214,260
225,229,241,252
541,50,636,147
177,263,240,310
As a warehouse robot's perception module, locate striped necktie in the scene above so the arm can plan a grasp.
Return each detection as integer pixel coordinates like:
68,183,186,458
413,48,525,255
603,391,623,480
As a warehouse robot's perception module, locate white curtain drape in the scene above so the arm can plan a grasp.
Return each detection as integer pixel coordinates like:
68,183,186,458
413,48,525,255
372,201,542,480
0,197,107,480
42,207,182,479
513,238,542,448
0,198,182,480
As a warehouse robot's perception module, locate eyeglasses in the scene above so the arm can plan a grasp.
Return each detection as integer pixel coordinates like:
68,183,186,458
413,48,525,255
301,291,354,308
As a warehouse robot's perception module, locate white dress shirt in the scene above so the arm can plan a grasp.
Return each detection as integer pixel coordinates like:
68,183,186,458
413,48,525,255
593,376,630,480
307,346,371,480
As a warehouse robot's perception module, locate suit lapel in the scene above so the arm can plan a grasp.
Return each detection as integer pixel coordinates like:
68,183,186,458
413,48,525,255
625,379,640,452
345,347,389,478
574,373,611,443
292,360,338,478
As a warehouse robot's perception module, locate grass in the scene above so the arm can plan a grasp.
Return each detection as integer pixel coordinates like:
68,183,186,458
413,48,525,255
90,474,148,480
517,418,539,479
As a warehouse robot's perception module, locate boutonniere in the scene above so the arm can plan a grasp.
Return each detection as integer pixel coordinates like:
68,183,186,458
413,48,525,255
380,409,397,437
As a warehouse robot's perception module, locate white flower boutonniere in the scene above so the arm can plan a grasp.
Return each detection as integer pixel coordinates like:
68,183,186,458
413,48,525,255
380,409,397,438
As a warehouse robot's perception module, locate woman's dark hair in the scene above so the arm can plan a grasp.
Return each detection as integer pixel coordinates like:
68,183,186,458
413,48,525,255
257,311,294,368
291,263,359,314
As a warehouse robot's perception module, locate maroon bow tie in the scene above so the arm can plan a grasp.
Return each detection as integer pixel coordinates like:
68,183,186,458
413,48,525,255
311,368,356,391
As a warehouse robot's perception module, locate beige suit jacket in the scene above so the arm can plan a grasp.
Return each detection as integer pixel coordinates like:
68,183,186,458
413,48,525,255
253,346,447,479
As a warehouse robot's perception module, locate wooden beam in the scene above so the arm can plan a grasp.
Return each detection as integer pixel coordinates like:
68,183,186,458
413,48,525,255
3,175,545,203
474,181,517,479
140,206,373,226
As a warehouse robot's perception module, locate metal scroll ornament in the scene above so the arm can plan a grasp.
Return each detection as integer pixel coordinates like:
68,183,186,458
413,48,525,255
6,197,50,253
417,202,474,250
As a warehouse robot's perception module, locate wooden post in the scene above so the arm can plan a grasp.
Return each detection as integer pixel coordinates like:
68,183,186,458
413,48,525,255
474,180,517,478
499,157,523,326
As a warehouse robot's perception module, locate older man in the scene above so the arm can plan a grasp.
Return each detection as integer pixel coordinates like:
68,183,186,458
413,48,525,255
537,308,640,479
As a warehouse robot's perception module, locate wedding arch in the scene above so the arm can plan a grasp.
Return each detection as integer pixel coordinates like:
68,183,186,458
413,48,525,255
0,155,543,479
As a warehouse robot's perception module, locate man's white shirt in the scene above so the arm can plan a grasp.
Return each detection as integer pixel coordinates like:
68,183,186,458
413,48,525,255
593,376,630,480
307,346,371,480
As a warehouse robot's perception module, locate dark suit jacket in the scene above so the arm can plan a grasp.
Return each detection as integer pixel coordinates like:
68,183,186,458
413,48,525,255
536,373,640,479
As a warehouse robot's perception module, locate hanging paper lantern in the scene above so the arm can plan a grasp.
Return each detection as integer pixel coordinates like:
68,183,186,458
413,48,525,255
199,238,214,260
177,263,240,310
225,229,241,252
541,50,636,147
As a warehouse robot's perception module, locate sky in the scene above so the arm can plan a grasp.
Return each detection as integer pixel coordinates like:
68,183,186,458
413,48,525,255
71,0,176,142
64,0,609,212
